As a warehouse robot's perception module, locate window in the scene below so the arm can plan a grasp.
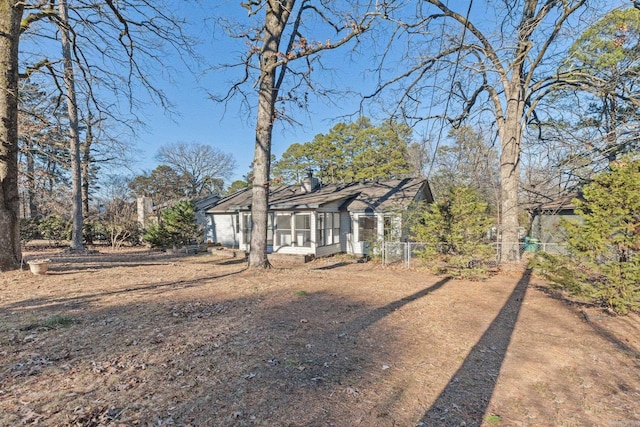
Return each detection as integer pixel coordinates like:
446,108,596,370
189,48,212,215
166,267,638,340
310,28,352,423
267,213,274,246
384,215,399,241
332,213,340,244
317,212,341,246
317,214,325,246
243,213,274,245
243,214,251,244
276,214,291,246
295,213,311,247
358,215,377,242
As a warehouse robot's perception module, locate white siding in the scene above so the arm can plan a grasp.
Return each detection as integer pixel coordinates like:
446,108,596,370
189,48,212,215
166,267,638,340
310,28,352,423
317,243,342,257
210,214,240,248
350,213,386,255
340,212,352,254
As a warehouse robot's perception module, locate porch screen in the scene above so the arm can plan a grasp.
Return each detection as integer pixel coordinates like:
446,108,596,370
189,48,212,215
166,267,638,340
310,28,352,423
295,213,311,247
317,214,325,246
317,213,341,246
332,213,340,244
276,214,292,246
358,215,377,242
243,213,273,245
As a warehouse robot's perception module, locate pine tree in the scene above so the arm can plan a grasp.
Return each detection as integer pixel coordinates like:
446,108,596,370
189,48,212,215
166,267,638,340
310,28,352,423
143,201,200,248
412,185,494,277
536,158,640,314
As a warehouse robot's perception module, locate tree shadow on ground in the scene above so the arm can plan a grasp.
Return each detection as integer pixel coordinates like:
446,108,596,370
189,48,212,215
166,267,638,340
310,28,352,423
533,285,640,361
418,269,531,427
43,262,171,274
312,261,353,270
1,268,456,426
2,269,247,313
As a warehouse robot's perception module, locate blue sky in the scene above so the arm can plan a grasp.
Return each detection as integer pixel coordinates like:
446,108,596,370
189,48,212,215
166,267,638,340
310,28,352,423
132,47,370,182
125,1,384,183
18,0,376,184
128,0,630,184
19,0,630,185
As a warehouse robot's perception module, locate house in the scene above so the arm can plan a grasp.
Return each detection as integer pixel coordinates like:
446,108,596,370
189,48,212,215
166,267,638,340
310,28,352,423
529,193,581,246
205,175,433,257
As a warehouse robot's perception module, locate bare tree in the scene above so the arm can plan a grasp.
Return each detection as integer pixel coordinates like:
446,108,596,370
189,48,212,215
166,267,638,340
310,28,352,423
217,0,380,268
58,0,84,250
157,142,236,197
368,0,605,261
0,1,24,270
12,0,202,256
97,174,139,249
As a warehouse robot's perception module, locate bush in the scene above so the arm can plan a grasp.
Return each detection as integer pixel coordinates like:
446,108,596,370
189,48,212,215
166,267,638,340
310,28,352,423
20,218,41,243
411,185,494,278
143,201,200,248
532,158,640,314
143,223,173,248
92,219,142,248
38,215,71,245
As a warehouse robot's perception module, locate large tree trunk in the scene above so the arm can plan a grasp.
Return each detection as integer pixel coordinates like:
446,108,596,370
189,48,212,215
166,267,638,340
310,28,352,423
58,0,84,250
498,82,526,262
248,0,293,268
0,1,24,271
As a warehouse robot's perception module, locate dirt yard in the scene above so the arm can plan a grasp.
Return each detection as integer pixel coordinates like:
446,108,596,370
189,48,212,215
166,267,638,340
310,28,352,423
1,248,639,426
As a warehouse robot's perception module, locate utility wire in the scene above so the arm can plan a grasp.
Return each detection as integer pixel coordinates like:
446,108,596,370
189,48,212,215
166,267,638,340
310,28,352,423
427,0,475,178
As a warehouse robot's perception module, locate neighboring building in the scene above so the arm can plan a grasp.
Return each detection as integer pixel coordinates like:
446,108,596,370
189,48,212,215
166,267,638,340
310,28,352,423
530,193,580,245
205,175,433,257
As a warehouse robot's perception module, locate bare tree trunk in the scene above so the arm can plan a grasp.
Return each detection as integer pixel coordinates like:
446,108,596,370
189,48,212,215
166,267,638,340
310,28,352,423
25,138,38,219
248,0,293,268
498,85,525,262
0,1,24,270
82,114,93,243
58,0,84,250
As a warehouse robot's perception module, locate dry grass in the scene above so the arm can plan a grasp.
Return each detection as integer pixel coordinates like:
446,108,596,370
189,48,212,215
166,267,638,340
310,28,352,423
0,248,638,426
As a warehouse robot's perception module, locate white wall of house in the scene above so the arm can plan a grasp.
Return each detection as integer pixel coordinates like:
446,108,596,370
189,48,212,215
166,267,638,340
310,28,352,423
340,212,351,254
209,213,240,248
315,210,342,258
349,212,384,256
214,208,403,257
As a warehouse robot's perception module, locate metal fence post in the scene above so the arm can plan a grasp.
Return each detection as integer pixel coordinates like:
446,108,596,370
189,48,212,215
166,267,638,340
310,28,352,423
406,242,410,268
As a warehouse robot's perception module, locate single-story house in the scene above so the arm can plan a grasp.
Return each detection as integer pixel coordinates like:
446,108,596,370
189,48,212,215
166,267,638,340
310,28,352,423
529,193,581,248
204,175,433,257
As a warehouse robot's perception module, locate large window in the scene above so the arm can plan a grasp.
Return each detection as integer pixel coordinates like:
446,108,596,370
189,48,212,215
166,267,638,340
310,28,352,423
358,215,377,242
267,214,274,246
276,214,291,246
317,212,341,246
317,214,325,246
243,214,251,244
243,213,274,245
295,213,311,247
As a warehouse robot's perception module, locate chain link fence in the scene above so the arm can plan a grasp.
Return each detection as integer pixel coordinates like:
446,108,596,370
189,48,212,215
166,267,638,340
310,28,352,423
382,241,567,268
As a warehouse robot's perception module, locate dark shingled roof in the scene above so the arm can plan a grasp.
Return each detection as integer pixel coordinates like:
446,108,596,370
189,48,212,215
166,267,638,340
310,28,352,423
536,193,579,211
207,177,432,213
